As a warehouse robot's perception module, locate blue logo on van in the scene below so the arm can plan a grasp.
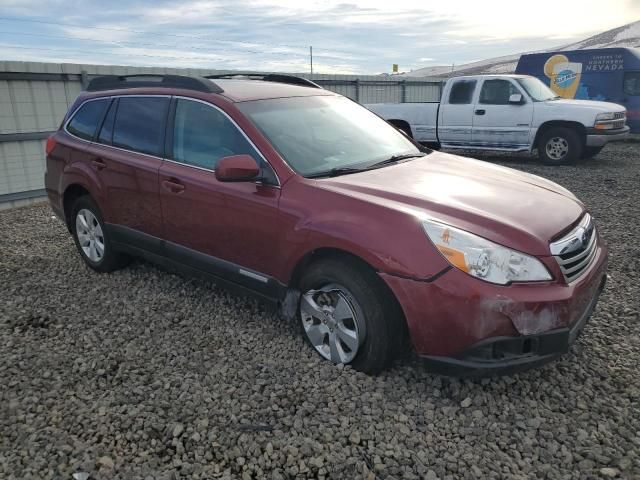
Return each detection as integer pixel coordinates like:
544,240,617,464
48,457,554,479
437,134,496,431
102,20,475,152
556,69,578,87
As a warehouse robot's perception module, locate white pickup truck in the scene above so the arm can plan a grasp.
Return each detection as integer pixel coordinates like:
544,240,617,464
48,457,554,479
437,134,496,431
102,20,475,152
367,74,630,165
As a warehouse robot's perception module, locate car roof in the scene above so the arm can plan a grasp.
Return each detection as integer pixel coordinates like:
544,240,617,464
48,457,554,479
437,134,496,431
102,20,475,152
213,79,337,102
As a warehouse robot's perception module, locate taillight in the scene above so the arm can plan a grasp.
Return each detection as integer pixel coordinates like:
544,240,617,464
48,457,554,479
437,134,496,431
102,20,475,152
45,136,56,155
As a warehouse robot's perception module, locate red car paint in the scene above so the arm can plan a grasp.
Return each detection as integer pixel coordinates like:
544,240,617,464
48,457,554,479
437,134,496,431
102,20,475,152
45,79,607,370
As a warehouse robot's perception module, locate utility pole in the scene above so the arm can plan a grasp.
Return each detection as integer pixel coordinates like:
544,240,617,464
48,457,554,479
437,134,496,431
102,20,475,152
310,46,313,76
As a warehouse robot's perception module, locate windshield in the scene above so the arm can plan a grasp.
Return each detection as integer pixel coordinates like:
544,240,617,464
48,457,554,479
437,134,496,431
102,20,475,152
516,77,558,101
237,95,422,177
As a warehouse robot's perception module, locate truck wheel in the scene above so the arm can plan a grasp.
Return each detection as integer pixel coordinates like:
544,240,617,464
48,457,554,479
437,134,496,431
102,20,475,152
537,127,582,165
71,195,130,273
298,258,404,374
582,146,604,159
388,120,413,138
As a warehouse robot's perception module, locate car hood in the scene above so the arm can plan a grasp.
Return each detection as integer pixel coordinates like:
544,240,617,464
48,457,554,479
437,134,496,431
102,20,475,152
543,98,626,112
315,152,585,256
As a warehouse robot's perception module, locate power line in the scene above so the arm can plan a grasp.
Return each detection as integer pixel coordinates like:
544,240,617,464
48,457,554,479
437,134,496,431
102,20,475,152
0,43,356,71
0,43,304,63
0,16,364,57
0,30,351,59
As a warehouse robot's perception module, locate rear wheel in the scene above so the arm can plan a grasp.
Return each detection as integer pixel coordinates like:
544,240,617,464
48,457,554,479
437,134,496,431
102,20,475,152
582,146,604,159
71,196,130,273
388,120,413,138
537,127,582,165
298,258,404,374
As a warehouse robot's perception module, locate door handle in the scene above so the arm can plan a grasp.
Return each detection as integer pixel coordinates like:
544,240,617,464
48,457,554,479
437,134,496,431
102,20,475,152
91,158,107,170
161,179,185,193
475,109,486,115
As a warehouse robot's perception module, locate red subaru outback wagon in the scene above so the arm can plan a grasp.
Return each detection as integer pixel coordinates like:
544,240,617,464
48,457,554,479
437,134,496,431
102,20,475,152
45,73,607,374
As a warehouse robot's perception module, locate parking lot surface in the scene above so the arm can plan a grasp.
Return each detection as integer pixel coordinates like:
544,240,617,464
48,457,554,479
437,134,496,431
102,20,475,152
1,142,639,480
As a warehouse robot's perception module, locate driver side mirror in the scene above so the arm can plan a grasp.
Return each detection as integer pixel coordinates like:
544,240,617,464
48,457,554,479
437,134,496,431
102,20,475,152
215,154,260,182
509,93,524,104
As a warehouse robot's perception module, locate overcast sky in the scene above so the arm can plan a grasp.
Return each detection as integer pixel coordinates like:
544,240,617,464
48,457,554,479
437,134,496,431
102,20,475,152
0,0,637,74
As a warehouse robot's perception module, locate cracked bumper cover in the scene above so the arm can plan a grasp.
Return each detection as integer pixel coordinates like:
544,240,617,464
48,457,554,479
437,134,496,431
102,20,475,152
380,241,607,375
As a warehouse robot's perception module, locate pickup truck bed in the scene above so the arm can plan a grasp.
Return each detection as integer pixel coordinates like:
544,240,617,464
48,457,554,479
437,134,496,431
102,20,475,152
367,102,439,143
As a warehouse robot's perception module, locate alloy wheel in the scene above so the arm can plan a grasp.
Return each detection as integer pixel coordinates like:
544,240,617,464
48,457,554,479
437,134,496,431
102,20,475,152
75,209,105,263
300,283,365,364
546,137,569,160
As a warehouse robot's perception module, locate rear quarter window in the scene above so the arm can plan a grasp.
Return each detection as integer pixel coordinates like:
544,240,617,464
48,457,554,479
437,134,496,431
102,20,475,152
112,97,170,156
66,99,110,141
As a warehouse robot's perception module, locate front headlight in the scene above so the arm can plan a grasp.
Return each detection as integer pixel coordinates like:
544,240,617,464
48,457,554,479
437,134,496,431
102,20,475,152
595,112,616,121
422,220,552,285
594,112,623,130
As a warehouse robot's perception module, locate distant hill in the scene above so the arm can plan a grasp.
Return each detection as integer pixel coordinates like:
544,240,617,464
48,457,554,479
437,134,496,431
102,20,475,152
403,20,640,78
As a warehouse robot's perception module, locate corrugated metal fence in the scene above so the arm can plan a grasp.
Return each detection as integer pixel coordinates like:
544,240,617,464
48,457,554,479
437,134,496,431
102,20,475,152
0,61,442,206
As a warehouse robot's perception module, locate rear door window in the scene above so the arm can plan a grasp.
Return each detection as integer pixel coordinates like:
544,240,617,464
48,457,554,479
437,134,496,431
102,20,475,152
67,99,110,141
171,99,259,170
448,80,476,104
112,97,170,156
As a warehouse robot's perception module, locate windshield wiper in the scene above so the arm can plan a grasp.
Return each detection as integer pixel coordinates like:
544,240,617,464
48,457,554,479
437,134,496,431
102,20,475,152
306,166,368,178
306,152,427,179
367,152,427,168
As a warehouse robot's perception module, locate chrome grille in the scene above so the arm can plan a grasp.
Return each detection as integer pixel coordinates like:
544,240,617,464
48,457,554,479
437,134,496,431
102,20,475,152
550,214,598,283
613,112,625,120
612,120,626,129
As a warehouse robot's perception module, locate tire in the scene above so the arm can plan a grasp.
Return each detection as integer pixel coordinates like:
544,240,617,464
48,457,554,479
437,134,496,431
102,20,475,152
298,257,405,374
71,195,130,273
423,142,441,151
537,127,582,165
582,146,604,159
389,121,413,138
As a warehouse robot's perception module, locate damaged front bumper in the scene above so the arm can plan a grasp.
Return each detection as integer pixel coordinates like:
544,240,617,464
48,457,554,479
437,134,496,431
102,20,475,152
380,240,608,376
420,274,606,376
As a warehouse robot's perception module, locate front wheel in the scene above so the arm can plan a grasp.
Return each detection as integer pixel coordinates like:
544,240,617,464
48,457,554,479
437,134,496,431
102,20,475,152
537,127,582,165
298,258,404,374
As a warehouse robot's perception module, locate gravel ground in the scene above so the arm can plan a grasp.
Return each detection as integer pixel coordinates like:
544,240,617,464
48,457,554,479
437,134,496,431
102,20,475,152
1,142,639,480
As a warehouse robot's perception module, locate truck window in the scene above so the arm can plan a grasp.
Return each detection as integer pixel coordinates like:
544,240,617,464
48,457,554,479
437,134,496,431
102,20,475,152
448,80,476,104
624,72,640,96
479,80,520,105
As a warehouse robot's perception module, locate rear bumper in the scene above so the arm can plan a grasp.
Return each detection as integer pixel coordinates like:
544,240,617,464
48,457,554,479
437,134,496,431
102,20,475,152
420,274,605,376
585,126,630,146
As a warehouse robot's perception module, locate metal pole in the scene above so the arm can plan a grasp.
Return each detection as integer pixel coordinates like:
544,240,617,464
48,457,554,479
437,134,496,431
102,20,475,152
310,46,313,76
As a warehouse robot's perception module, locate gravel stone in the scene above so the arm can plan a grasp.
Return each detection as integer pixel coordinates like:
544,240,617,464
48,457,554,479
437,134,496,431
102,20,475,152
96,456,114,469
172,423,184,438
0,142,639,479
600,467,620,477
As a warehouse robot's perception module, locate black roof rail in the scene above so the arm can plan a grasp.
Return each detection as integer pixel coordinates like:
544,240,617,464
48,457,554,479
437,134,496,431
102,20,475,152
86,74,223,93
205,72,322,89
